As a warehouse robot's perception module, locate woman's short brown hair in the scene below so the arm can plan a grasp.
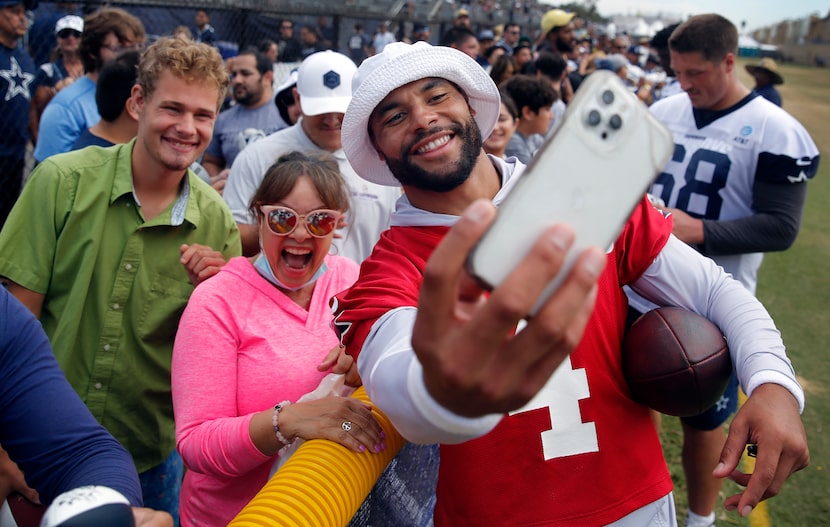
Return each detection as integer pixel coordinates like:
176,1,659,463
80,7,146,74
249,151,350,221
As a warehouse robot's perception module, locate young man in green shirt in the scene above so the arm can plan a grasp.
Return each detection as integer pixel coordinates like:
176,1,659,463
0,37,241,523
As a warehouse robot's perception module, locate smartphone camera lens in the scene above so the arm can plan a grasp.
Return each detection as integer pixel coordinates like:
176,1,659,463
609,114,623,130
587,109,601,126
602,89,614,105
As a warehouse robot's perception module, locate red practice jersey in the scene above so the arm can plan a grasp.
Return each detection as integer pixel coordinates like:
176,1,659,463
333,197,674,526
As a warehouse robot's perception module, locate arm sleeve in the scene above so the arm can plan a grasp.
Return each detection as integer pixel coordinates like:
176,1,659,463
172,283,270,478
0,289,142,506
34,64,55,88
0,161,65,293
701,179,808,255
629,235,804,412
358,307,503,445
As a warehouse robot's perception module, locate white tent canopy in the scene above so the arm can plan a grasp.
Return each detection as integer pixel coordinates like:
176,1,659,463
739,35,761,49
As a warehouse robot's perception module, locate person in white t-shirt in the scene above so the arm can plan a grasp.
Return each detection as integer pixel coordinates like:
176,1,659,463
372,22,396,54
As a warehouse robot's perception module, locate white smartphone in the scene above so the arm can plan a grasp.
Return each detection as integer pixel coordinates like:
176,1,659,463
467,70,674,314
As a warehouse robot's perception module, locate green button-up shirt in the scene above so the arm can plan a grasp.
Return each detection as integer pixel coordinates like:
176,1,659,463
0,141,241,471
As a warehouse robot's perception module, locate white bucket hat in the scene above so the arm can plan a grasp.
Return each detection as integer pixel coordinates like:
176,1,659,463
342,41,501,187
296,51,357,117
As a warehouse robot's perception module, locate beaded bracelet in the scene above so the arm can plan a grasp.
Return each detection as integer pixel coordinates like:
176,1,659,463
272,400,292,446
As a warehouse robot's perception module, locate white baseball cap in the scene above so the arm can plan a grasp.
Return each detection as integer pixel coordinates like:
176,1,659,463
296,51,357,117
341,41,500,187
55,15,83,35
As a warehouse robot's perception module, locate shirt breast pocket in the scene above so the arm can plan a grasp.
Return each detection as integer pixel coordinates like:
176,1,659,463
137,273,194,346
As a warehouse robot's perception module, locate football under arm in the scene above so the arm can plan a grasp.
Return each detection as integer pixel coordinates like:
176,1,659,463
628,235,805,412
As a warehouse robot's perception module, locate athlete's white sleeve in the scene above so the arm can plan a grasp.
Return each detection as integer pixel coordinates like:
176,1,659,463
358,307,504,444
629,235,805,412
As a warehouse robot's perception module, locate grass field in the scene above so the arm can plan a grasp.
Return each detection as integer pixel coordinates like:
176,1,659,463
660,60,830,526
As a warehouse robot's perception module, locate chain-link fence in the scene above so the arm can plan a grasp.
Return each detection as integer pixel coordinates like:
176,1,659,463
26,1,546,63
10,0,546,186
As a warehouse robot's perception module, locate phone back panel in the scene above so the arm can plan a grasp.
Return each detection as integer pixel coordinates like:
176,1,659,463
468,71,674,313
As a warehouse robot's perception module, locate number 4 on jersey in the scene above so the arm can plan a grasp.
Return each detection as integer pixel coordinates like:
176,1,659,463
510,357,598,460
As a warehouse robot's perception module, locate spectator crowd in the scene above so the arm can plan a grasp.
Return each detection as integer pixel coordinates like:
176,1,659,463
0,3,818,527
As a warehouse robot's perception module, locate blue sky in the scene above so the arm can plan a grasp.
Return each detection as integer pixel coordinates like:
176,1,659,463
592,0,828,31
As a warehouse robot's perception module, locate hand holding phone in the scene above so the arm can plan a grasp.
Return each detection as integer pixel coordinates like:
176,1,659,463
467,71,673,314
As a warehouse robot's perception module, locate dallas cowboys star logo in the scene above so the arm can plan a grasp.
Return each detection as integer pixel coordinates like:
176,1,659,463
0,57,35,102
715,394,730,412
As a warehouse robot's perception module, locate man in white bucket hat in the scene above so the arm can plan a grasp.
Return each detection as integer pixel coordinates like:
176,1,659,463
332,41,808,526
224,50,399,263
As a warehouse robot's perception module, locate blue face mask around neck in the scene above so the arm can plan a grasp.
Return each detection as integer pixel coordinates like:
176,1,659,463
253,248,329,292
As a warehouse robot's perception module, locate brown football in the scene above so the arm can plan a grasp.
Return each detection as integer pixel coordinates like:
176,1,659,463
622,307,732,417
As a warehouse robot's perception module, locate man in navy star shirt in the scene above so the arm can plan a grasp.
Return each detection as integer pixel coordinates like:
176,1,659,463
0,0,38,229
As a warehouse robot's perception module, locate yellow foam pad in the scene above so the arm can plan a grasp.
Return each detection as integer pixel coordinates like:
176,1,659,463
229,386,405,526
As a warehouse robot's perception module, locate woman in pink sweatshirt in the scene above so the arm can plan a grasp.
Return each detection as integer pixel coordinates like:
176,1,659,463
172,151,386,526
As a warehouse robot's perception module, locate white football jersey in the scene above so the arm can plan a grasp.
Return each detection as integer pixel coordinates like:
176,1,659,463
648,92,819,293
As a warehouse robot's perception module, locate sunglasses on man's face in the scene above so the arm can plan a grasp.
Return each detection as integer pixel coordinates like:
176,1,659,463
260,206,341,238
57,29,82,39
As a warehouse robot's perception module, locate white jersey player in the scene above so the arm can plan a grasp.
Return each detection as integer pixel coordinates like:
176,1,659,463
630,15,819,527
648,90,819,293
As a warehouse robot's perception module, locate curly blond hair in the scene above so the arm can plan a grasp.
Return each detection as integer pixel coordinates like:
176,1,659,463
137,37,229,111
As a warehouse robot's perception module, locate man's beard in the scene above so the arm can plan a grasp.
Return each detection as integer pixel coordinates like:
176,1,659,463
556,38,575,54
386,117,482,193
234,88,256,106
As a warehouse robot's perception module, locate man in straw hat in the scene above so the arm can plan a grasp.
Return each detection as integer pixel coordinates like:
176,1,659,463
628,14,818,527
331,40,808,526
453,7,471,29
746,57,783,106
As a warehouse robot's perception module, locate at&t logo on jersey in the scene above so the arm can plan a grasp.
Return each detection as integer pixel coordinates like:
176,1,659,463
733,125,753,145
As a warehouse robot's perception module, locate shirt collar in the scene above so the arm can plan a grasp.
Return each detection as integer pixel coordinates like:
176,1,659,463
109,139,193,226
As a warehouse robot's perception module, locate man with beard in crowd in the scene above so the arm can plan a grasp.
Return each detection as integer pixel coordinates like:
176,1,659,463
537,9,581,95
